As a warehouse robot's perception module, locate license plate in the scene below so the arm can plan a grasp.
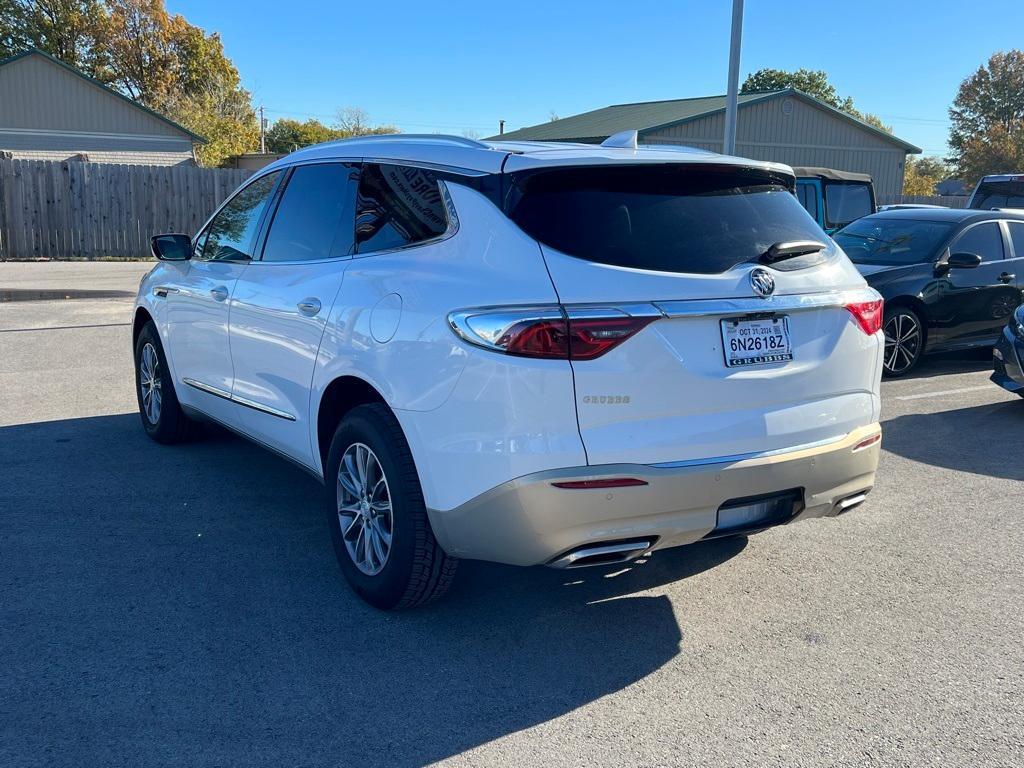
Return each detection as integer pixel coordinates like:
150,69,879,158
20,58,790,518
720,315,792,367
714,491,800,534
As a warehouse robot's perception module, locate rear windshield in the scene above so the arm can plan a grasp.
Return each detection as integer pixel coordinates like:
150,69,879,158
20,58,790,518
834,218,954,265
970,180,1024,210
505,165,825,274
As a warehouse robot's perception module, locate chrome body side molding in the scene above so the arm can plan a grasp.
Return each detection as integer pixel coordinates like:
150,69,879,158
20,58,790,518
182,377,297,421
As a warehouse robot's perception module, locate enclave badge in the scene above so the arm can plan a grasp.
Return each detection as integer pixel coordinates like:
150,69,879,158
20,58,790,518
750,268,775,298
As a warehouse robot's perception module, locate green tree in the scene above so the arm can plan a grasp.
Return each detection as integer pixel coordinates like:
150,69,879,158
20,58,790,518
265,118,347,154
0,0,108,74
948,50,1024,183
903,156,948,195
741,67,892,133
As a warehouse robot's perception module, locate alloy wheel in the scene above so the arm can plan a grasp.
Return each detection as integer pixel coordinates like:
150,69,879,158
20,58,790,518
139,342,163,424
883,312,921,376
336,442,394,576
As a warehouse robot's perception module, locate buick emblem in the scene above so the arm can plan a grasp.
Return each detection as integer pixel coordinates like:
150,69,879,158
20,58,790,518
750,268,775,298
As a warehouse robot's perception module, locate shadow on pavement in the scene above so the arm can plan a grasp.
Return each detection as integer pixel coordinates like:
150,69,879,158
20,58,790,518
0,413,745,767
883,398,1024,481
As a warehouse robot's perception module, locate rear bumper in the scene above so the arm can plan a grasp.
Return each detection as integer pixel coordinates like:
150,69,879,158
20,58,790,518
427,424,882,566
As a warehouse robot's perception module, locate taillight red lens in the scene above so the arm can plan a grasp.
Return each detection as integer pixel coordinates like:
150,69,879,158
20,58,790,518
845,299,883,335
567,316,658,360
451,307,657,360
499,319,569,359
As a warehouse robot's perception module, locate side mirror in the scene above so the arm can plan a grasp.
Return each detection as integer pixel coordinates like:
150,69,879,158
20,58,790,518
947,252,983,269
151,233,192,261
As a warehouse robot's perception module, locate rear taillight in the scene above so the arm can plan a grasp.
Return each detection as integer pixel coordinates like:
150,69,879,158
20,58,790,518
845,299,883,335
449,307,657,360
564,315,657,360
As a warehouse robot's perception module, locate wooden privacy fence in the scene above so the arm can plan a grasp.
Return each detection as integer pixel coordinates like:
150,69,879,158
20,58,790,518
0,159,252,260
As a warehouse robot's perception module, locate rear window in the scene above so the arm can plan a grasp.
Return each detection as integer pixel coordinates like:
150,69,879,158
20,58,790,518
824,182,873,229
970,180,1024,210
505,166,824,275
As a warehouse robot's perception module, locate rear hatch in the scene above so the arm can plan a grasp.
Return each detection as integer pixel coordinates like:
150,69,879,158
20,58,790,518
969,176,1024,209
504,161,882,466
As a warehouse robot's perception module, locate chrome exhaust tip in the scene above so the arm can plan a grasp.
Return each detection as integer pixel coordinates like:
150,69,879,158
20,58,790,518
547,539,653,569
834,491,868,515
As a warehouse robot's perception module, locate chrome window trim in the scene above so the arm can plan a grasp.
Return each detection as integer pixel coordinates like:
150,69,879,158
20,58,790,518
359,156,489,178
182,377,296,421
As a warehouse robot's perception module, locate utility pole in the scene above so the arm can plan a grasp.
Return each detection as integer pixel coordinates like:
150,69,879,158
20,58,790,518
722,0,744,156
259,106,267,154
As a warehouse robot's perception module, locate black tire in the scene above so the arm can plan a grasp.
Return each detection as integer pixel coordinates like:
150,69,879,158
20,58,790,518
882,307,924,378
325,403,457,609
134,321,196,444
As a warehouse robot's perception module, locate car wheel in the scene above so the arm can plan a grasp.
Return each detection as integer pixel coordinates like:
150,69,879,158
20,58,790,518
882,307,924,378
134,322,196,443
326,403,457,609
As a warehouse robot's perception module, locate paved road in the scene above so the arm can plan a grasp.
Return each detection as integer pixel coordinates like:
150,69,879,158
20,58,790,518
1,263,1022,767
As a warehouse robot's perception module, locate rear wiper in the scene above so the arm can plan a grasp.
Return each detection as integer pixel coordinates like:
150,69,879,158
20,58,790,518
760,240,828,264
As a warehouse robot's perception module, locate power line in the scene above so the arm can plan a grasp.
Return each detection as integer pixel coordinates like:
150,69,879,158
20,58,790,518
261,106,495,132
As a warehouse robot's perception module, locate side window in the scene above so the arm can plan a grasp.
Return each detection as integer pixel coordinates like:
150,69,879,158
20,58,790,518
355,163,448,253
1007,222,1024,259
196,172,280,261
952,222,1005,262
796,182,818,222
261,163,359,262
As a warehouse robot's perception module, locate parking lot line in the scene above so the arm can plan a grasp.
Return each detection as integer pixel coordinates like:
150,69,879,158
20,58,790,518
894,384,994,401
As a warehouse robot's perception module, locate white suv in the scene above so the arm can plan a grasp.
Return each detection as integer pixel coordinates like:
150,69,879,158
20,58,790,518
135,134,884,609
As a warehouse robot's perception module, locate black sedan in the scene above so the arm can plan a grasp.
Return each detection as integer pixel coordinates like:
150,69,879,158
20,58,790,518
992,305,1024,398
834,209,1024,377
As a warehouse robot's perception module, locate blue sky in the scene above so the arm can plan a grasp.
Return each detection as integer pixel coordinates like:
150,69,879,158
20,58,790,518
169,0,1023,157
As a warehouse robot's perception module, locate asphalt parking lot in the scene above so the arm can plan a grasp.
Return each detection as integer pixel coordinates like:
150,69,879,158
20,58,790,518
1,262,1022,767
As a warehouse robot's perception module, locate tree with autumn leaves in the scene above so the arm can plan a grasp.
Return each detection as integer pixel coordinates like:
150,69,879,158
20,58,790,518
948,50,1024,185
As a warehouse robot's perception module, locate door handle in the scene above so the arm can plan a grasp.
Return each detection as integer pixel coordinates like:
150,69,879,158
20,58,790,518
152,285,179,298
999,272,1015,284
297,298,322,316
210,286,229,301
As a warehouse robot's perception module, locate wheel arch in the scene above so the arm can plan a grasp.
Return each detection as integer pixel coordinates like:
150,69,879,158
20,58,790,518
316,375,389,474
132,306,154,346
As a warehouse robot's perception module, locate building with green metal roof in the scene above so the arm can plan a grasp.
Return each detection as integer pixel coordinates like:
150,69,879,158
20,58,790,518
489,88,921,199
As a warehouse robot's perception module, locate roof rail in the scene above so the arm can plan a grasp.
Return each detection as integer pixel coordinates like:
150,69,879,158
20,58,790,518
319,133,492,150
